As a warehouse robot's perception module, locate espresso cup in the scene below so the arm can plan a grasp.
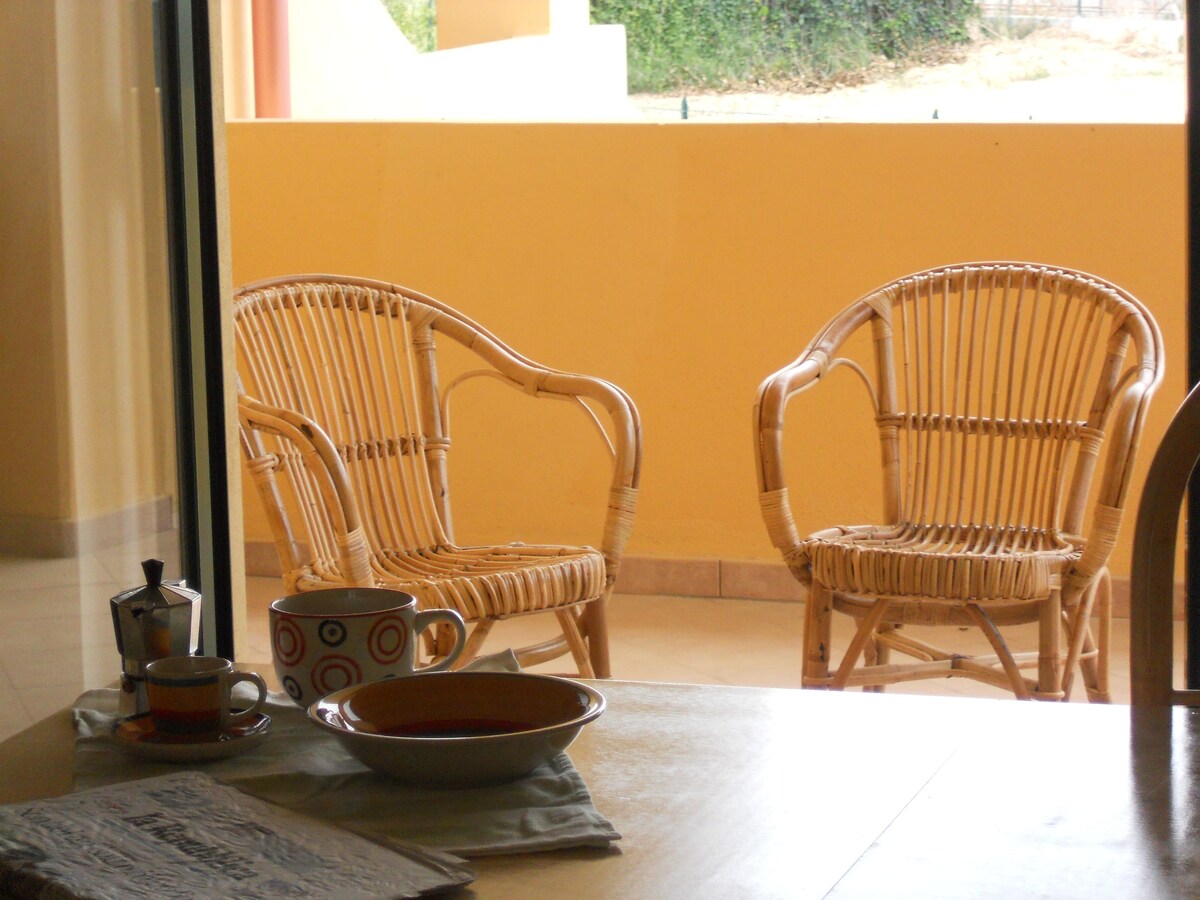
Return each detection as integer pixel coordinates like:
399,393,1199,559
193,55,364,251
269,588,467,707
144,656,267,741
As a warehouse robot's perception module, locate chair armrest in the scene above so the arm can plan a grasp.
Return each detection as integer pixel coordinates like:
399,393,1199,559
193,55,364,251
753,358,825,575
438,320,642,580
521,370,641,578
754,301,874,495
458,348,648,580
238,395,375,587
753,302,875,562
1063,310,1163,605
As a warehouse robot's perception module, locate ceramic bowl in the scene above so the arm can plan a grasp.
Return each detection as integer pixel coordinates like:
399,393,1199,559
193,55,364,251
308,671,605,788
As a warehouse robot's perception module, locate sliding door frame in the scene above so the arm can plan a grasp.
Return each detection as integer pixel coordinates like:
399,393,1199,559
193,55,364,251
157,0,234,658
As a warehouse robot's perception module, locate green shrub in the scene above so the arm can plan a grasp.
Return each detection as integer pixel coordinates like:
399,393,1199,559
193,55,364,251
866,0,975,59
383,0,436,53
591,0,977,92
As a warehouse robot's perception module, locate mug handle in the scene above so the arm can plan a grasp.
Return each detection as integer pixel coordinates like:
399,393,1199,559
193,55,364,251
227,671,268,725
413,608,467,672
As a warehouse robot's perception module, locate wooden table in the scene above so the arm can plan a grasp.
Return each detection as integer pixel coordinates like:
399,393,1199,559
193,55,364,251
1,680,1195,898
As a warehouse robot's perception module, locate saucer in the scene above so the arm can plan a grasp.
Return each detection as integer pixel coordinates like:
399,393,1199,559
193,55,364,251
113,710,272,763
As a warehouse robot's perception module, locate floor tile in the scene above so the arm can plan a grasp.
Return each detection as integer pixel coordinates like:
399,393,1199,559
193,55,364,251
0,610,116,656
0,582,121,626
15,683,95,727
0,681,33,744
2,643,114,690
90,530,183,585
0,554,112,592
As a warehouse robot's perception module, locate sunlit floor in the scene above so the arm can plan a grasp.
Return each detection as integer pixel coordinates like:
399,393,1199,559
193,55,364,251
0,535,1185,744
241,578,1176,706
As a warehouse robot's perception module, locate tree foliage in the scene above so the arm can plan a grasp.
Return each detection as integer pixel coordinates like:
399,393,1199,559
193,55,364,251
590,0,977,92
383,0,436,53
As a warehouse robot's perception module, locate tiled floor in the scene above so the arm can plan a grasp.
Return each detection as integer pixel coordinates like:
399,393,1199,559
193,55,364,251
240,576,1166,703
0,531,184,744
0,535,1184,744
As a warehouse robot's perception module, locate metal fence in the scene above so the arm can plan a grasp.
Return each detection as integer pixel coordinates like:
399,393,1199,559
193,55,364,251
975,0,1181,18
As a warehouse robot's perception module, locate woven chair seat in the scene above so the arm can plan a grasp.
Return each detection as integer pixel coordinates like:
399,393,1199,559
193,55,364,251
374,544,608,620
804,525,1078,603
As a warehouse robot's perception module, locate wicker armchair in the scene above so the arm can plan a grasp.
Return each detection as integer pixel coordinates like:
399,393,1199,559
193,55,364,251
235,275,641,678
755,262,1162,701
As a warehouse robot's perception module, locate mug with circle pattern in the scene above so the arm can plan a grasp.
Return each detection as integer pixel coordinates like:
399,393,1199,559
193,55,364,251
269,588,466,707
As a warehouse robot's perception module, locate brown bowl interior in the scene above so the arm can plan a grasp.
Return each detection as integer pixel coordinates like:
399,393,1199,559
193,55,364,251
331,672,594,738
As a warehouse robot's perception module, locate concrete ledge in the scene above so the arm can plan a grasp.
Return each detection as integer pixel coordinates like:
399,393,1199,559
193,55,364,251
243,540,286,583
613,556,720,598
719,558,807,602
243,542,1182,620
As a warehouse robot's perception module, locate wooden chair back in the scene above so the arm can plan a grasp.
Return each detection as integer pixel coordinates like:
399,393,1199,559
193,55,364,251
1131,382,1200,706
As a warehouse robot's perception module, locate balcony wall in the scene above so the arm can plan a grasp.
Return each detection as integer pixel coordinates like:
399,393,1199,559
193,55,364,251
226,121,1185,599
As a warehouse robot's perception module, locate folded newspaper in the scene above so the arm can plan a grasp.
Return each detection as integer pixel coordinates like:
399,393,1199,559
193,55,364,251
0,771,474,899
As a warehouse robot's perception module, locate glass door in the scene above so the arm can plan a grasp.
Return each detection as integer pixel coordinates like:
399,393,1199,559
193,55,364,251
0,0,231,738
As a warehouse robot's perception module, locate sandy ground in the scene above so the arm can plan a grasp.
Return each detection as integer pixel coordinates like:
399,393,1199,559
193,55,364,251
630,19,1185,123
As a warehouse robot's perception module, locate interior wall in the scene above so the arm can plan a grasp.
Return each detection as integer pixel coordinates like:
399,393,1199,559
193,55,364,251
55,1,173,523
226,121,1185,581
0,1,72,524
0,0,177,554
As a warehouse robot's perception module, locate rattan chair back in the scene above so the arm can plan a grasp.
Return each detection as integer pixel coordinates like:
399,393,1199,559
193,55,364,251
757,262,1162,700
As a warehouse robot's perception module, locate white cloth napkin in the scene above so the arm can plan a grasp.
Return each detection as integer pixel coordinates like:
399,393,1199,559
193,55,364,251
72,653,619,857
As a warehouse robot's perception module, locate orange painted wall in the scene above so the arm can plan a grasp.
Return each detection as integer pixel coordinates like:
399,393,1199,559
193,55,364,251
226,122,1185,579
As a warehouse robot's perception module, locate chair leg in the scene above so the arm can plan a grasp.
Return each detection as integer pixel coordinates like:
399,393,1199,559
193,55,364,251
421,626,439,661
831,598,892,690
863,624,892,693
452,619,495,670
556,608,596,679
964,603,1031,700
1037,589,1065,700
581,594,611,679
875,624,895,669
432,622,466,662
803,580,833,688
1076,570,1112,703
1061,577,1100,702
1095,572,1112,702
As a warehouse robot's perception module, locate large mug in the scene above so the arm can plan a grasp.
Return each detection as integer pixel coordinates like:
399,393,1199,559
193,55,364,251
270,588,466,707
